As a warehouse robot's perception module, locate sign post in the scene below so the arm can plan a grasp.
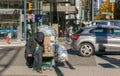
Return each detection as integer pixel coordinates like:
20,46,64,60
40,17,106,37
24,0,27,41
110,0,115,20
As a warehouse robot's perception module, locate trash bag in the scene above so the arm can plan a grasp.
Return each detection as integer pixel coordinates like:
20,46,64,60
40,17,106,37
38,25,56,36
54,44,68,62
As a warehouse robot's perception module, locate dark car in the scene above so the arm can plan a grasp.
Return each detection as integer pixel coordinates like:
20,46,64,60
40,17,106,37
71,25,120,57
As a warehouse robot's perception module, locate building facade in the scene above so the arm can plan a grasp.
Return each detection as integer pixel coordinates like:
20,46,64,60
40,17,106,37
0,0,79,41
0,0,23,41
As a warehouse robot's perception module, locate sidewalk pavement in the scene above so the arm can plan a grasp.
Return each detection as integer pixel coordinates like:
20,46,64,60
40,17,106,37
0,38,120,76
0,40,26,47
0,41,61,47
0,41,26,47
0,37,66,47
1,63,120,76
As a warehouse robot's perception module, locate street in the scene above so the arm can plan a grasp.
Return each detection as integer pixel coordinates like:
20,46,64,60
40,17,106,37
0,41,120,76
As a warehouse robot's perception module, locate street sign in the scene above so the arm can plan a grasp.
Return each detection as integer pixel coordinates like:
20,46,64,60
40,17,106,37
35,14,42,22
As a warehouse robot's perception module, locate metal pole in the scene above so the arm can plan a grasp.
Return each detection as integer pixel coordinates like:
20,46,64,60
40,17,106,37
24,0,27,41
92,0,94,21
34,0,37,32
40,0,43,26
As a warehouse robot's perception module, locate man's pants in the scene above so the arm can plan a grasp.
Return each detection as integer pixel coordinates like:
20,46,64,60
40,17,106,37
33,53,42,70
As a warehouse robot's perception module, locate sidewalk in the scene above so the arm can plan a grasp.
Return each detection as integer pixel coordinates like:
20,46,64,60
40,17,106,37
0,37,67,47
0,39,26,47
1,62,120,76
0,38,120,76
0,37,66,47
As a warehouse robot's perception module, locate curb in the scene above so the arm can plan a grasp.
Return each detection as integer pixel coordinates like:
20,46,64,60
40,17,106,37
0,42,26,47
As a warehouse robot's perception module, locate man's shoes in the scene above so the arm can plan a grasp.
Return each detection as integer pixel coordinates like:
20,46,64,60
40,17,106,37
32,68,36,71
36,70,43,73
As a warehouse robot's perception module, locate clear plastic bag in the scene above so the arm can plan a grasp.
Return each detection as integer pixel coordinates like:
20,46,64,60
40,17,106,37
54,44,68,62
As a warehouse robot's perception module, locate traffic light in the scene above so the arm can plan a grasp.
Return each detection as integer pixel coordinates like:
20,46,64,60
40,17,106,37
27,2,33,11
112,3,115,11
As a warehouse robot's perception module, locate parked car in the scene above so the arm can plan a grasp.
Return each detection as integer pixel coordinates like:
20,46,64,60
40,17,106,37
71,25,120,57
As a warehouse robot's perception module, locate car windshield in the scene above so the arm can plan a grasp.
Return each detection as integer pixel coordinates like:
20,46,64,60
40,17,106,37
110,20,120,26
74,28,84,34
96,22,108,25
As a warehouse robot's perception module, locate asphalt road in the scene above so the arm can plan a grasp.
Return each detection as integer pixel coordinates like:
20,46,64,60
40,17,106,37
0,42,120,76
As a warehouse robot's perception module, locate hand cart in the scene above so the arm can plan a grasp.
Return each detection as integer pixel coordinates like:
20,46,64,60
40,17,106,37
42,36,55,70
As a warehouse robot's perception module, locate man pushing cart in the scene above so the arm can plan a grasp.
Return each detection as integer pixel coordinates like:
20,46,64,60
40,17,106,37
25,25,68,73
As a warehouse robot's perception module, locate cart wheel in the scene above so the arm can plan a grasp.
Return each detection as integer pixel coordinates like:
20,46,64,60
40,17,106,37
52,59,55,67
49,67,53,71
42,66,46,71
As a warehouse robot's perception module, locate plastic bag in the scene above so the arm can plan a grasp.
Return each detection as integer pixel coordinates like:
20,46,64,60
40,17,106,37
38,25,56,36
54,44,68,62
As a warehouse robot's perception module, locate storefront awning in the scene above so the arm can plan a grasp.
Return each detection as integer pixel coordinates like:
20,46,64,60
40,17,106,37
43,6,77,13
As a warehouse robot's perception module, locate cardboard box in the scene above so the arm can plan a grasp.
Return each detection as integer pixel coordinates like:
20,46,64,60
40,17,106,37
43,52,54,57
44,45,54,50
43,44,54,57
43,48,54,57
44,46,54,52
44,36,51,45
43,36,55,57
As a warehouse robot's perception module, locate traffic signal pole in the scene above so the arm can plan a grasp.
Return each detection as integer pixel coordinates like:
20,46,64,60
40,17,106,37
40,0,43,26
92,0,94,21
110,0,115,20
24,0,27,41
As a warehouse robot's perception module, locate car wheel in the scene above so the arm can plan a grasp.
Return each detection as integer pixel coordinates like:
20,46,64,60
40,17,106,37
79,43,94,57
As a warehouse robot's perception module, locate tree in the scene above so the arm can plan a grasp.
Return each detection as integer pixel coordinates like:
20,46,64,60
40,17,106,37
100,0,112,12
114,0,120,19
94,0,112,20
94,14,106,20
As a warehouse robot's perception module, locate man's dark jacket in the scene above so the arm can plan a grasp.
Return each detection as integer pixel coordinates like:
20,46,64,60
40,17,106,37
25,32,44,67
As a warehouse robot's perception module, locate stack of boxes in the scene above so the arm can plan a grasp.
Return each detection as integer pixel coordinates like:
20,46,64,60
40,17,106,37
43,36,54,57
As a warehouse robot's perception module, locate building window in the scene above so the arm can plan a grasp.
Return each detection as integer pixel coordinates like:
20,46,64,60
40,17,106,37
0,0,23,9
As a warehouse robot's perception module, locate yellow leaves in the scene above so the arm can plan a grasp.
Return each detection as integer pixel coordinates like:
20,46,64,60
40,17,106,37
95,0,113,20
100,0,112,12
94,14,106,20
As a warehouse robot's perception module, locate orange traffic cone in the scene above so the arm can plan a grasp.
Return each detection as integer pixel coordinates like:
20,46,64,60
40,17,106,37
6,35,10,44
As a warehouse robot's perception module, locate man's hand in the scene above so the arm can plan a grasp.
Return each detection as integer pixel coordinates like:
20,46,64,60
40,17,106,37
28,54,32,57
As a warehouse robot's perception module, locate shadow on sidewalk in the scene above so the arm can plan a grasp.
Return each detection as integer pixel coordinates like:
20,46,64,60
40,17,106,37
53,60,75,76
0,46,23,74
67,49,80,56
97,55,120,68
53,65,64,76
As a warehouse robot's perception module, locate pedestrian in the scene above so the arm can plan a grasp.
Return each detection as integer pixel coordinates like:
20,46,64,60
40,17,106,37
64,30,67,38
59,29,63,37
25,32,44,73
68,26,73,37
68,25,73,41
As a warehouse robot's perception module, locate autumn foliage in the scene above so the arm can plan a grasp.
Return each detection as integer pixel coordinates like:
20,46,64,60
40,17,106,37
94,0,113,20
